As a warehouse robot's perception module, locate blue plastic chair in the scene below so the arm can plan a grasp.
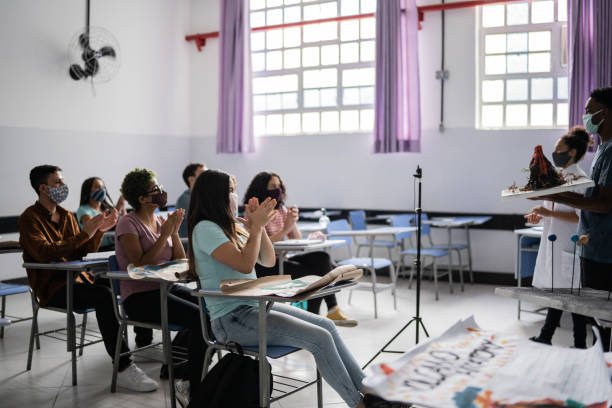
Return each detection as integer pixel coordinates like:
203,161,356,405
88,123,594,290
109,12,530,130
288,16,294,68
349,210,395,259
327,219,396,318
424,215,470,283
0,282,31,339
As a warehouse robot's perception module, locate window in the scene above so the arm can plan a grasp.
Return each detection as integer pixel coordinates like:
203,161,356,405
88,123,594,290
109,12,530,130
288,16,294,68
250,0,376,136
477,0,568,129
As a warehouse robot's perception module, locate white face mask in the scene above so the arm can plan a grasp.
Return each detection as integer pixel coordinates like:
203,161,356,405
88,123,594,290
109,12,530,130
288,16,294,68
229,192,239,217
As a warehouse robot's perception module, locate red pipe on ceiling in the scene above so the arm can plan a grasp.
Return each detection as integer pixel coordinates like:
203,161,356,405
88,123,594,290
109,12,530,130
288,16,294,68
185,0,523,51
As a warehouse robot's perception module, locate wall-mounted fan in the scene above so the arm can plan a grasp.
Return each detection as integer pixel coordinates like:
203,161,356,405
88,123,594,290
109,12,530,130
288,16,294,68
68,0,120,84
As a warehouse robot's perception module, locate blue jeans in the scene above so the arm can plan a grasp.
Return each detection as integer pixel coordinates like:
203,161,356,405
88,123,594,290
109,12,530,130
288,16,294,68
212,303,364,407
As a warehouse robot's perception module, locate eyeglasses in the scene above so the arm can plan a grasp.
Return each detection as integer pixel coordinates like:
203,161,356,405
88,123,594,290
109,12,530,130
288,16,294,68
145,184,164,195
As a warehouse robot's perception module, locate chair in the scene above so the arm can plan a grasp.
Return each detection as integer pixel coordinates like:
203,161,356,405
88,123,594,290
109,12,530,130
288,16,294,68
424,215,471,284
327,219,397,318
396,214,463,301
191,288,323,408
106,255,187,408
0,282,32,339
349,210,395,259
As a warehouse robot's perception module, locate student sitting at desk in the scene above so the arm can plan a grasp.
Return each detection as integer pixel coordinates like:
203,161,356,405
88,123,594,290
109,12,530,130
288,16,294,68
175,162,206,238
19,165,158,392
243,171,356,327
115,168,206,406
525,127,590,348
77,176,127,249
188,169,367,408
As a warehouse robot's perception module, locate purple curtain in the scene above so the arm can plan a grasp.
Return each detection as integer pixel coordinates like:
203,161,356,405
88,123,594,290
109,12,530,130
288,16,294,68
374,0,421,154
568,0,612,147
217,0,254,153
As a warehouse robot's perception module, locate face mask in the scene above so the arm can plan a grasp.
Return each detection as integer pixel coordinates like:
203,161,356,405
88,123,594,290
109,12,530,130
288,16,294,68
47,184,69,204
552,151,572,167
150,190,168,208
266,188,283,203
91,188,107,202
229,192,239,217
583,109,604,134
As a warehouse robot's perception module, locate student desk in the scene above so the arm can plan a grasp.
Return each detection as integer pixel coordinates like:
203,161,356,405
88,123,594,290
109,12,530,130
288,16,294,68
194,280,357,408
326,226,417,259
299,210,341,221
297,221,327,234
514,227,543,319
273,240,346,275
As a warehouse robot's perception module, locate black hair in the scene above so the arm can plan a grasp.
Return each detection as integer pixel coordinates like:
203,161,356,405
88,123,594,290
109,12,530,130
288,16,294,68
120,168,156,211
182,163,205,187
243,171,286,208
561,126,590,161
187,169,247,280
79,177,115,210
590,87,612,110
29,165,61,195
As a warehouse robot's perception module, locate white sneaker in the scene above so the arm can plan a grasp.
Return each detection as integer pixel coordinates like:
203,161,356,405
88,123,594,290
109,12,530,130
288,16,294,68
174,379,191,408
117,364,159,392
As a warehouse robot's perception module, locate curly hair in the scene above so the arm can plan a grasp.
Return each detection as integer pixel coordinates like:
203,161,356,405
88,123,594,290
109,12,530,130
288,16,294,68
121,168,156,210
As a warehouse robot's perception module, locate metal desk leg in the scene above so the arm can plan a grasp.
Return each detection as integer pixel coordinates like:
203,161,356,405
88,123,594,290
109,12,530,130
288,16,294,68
259,299,271,408
279,252,285,275
369,236,378,319
67,271,77,386
160,283,176,408
465,225,474,283
447,228,453,294
517,235,523,320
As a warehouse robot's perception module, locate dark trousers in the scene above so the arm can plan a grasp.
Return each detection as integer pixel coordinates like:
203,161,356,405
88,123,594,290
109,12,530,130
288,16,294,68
581,257,612,351
256,251,338,314
123,285,205,398
538,308,588,348
47,281,132,370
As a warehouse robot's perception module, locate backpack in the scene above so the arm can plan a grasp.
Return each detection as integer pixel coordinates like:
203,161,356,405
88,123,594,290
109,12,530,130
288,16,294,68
187,342,273,408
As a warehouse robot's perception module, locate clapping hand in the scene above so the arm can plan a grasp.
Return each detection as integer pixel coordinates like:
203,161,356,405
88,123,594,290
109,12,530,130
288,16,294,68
82,213,105,237
171,209,185,236
99,209,119,232
239,197,277,231
283,205,299,231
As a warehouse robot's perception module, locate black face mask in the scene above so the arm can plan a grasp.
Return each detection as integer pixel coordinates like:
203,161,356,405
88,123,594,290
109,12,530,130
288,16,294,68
552,151,572,167
150,190,168,208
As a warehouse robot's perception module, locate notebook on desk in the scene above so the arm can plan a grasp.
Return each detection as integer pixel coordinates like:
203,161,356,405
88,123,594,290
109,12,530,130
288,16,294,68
274,239,324,247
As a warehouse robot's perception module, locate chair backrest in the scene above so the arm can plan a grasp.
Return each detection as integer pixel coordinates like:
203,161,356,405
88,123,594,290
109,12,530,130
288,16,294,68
391,214,416,240
107,255,122,296
348,210,367,231
325,219,352,248
420,213,431,236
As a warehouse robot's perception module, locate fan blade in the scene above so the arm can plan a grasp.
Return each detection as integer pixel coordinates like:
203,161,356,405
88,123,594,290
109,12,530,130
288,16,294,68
98,46,116,58
78,33,91,50
69,64,87,80
84,58,99,76
81,49,95,63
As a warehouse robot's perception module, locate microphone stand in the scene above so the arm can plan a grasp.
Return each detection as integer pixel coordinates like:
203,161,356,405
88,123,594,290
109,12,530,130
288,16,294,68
363,166,429,369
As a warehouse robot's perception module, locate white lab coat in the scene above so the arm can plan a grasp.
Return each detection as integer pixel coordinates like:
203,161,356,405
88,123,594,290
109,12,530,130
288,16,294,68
532,163,588,289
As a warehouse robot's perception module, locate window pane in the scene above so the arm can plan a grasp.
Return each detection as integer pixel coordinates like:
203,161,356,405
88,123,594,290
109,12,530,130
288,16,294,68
557,103,569,126
302,47,320,67
341,21,360,41
251,32,266,51
343,88,360,105
266,93,282,110
482,105,504,127
506,104,528,127
251,11,266,28
485,34,506,54
304,68,337,87
266,51,283,70
360,109,374,131
343,67,374,86
530,103,553,126
321,111,340,132
558,77,568,99
321,44,339,65
360,41,375,61
507,32,528,53
303,24,320,42
284,5,301,23
558,0,568,21
304,89,320,107
280,74,298,91
302,112,320,133
283,48,300,69
360,86,374,104
253,95,266,111
267,9,283,25
507,2,528,25
341,110,360,131
252,53,266,71
254,115,266,135
482,80,504,102
528,31,551,51
284,27,301,48
251,0,266,11
341,42,359,63
361,0,376,13
506,79,528,101
266,114,283,134
482,4,505,27
360,18,375,39
320,88,337,106
320,1,338,18
282,92,298,109
303,4,320,20
532,0,554,23
507,53,528,73
284,113,301,134
528,52,551,72
531,78,553,100
485,55,506,75
284,0,300,4
341,0,359,16
267,30,283,50
267,0,282,7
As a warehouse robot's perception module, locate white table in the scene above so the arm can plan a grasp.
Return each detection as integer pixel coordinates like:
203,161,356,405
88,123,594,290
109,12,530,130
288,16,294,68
297,222,327,234
514,227,543,319
273,240,345,275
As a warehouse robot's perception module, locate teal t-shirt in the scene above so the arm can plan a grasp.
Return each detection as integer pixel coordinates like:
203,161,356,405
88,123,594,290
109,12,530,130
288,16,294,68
192,220,257,320
76,204,114,247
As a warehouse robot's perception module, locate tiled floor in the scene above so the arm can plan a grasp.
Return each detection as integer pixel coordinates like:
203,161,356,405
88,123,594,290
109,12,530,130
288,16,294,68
0,277,576,408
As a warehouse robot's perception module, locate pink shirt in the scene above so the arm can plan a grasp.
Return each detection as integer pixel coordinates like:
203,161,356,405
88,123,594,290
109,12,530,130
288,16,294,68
115,213,173,299
265,206,300,239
